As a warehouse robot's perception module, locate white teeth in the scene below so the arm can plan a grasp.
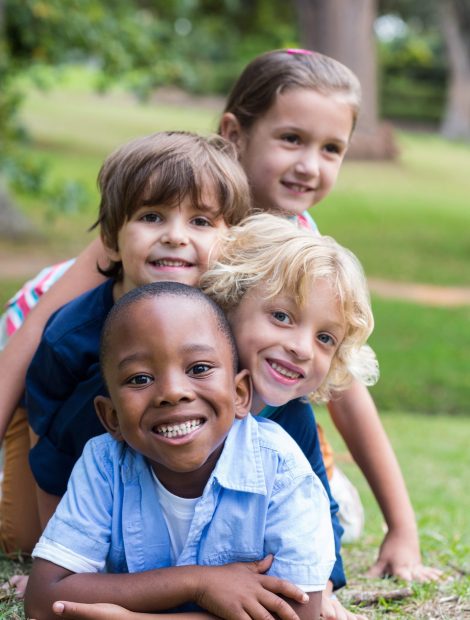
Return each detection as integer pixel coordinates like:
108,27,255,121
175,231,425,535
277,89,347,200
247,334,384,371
270,362,301,379
155,419,202,438
153,259,189,267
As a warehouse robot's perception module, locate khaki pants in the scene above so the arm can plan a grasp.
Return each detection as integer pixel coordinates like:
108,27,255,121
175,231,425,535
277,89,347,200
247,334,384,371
0,407,41,554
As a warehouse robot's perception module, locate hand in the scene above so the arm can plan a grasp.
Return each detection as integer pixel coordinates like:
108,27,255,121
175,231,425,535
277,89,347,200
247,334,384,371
321,595,367,620
195,555,309,620
49,601,216,620
51,601,136,620
1,574,29,598
320,582,367,620
367,529,442,582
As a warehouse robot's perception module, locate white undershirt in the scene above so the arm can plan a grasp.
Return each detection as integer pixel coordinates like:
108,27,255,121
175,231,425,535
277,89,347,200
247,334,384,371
152,469,199,563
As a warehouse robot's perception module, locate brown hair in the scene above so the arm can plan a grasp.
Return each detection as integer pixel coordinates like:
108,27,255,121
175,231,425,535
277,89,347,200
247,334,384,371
220,49,361,134
93,131,251,279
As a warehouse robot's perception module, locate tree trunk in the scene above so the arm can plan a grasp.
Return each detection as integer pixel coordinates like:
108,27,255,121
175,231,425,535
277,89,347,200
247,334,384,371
440,0,470,140
294,0,397,159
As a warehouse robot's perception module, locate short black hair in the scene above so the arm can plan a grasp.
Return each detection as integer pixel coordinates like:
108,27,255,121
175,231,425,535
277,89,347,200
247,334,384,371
100,282,239,382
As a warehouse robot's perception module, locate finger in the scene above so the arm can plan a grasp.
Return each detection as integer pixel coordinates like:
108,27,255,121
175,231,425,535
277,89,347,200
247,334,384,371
320,596,336,619
411,565,443,582
365,560,386,578
329,599,348,620
262,577,309,605
248,554,275,575
261,594,301,620
52,601,109,620
391,566,414,581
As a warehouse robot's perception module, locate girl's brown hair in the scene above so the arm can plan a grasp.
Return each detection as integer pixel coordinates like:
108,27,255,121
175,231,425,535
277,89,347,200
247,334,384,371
220,49,361,134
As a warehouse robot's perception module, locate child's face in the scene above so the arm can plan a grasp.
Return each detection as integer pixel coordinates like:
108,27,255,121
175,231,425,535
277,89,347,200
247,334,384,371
223,88,353,216
96,295,250,496
227,279,346,413
106,187,227,296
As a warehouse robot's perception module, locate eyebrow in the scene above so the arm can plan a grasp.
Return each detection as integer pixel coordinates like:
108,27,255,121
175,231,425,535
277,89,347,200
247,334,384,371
180,343,219,355
116,344,219,369
276,125,349,147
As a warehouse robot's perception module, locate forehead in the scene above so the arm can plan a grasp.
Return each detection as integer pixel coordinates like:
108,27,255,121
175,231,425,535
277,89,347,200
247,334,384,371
260,87,354,136
107,295,230,359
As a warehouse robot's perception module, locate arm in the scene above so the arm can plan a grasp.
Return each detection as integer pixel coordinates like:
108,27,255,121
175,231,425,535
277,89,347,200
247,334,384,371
25,557,311,620
45,597,321,620
268,402,346,590
50,601,217,619
328,380,441,581
0,238,107,441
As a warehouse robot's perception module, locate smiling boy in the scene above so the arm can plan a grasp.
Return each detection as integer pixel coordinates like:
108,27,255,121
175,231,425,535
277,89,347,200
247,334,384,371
25,282,335,620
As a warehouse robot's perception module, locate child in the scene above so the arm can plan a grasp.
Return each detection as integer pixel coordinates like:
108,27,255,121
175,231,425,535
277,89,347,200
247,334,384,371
0,48,439,585
21,130,252,541
24,281,335,620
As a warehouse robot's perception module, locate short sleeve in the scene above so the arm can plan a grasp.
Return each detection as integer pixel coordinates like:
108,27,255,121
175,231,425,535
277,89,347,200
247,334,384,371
264,460,335,592
36,438,115,565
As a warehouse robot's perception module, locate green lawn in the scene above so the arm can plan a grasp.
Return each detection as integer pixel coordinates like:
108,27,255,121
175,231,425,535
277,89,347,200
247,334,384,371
315,408,470,618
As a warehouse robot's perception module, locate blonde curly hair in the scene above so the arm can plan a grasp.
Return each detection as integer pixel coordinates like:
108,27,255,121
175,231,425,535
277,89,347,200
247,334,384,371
200,213,378,402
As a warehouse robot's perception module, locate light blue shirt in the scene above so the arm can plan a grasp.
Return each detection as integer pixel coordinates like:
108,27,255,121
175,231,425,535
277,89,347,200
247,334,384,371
34,415,335,591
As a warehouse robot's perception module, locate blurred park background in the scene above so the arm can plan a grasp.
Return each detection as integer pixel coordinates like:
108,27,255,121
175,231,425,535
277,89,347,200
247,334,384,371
0,1,469,616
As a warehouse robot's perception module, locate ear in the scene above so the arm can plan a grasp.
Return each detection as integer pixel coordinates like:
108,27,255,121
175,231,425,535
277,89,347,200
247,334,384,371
94,395,124,441
219,113,245,150
100,231,121,264
233,369,252,419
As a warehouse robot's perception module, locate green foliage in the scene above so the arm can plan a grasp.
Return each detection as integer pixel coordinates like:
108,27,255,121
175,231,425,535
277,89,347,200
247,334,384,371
378,21,447,123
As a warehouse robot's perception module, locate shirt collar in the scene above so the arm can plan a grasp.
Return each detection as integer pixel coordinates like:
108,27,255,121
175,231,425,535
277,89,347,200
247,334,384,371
119,415,268,496
209,415,267,496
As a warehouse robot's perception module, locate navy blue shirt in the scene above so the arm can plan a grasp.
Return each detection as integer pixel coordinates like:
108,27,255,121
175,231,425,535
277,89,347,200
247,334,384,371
26,280,114,496
259,400,346,590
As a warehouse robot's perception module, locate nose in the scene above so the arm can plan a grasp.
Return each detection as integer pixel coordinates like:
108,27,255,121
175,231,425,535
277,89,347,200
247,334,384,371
294,148,320,179
160,216,189,247
286,331,314,362
154,372,195,407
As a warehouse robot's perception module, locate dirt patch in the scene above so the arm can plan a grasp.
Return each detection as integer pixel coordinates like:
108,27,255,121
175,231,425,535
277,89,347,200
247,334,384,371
368,278,470,308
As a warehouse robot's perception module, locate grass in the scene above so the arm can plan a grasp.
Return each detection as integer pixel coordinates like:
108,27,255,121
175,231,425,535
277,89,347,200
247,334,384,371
368,298,470,414
0,66,469,617
315,408,470,618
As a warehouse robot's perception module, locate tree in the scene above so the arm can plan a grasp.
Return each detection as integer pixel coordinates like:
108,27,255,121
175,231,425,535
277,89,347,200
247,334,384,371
379,0,470,140
440,0,470,139
294,0,397,159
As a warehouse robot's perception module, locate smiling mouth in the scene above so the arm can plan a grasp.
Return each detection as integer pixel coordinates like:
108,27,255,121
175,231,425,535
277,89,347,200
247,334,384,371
281,181,313,194
149,259,193,268
154,418,203,438
268,360,303,380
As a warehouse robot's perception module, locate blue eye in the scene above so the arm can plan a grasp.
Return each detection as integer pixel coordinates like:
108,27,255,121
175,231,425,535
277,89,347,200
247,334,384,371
318,333,335,346
272,311,291,324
